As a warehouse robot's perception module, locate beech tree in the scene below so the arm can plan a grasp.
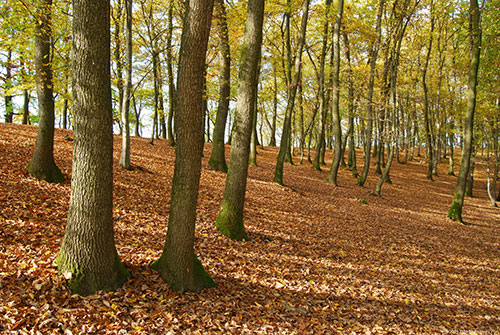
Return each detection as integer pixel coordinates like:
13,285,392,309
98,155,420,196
56,0,129,295
150,0,216,292
448,0,482,223
215,0,265,241
27,0,64,183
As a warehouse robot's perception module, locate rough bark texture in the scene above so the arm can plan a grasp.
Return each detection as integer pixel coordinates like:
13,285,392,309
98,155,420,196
150,0,216,292
448,0,481,223
215,0,264,241
27,0,64,184
209,0,231,173
56,0,129,296
119,0,133,170
327,0,344,186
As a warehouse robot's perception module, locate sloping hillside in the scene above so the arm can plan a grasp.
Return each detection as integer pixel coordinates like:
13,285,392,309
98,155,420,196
1,123,499,334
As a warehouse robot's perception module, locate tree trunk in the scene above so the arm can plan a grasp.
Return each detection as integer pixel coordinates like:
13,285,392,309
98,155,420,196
166,0,176,146
27,0,64,184
56,0,129,296
209,0,231,172
327,0,344,186
215,0,264,241
422,5,435,181
120,0,133,170
274,0,310,185
358,0,384,187
448,0,481,223
151,0,216,292
4,49,13,123
312,0,332,171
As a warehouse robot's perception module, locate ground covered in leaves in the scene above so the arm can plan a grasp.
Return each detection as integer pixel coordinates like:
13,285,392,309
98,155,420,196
1,123,499,334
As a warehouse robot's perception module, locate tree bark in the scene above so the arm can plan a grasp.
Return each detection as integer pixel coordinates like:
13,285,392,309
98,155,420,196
150,0,216,291
27,0,64,184
358,0,385,187
215,0,264,241
120,0,133,170
209,0,231,172
448,0,481,223
312,0,332,171
274,0,310,185
326,0,344,186
56,0,129,296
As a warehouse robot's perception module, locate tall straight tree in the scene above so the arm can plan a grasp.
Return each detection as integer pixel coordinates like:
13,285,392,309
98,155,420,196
120,0,133,170
150,0,216,292
312,0,332,171
448,0,481,223
27,0,64,183
56,0,130,295
326,0,344,186
209,0,231,173
273,0,310,185
357,0,385,187
215,0,265,241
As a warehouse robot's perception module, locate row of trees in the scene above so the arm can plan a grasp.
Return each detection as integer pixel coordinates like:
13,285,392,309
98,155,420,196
0,0,497,294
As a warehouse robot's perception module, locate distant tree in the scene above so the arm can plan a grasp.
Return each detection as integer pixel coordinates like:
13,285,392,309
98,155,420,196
56,0,130,295
209,0,231,173
150,0,216,292
448,0,481,223
215,0,265,240
274,0,310,185
119,0,133,170
326,0,344,186
27,0,64,183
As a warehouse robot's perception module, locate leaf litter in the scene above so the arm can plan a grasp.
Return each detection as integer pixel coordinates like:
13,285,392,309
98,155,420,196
1,123,499,334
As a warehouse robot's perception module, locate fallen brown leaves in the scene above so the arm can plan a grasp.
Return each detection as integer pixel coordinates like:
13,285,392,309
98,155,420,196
1,123,499,334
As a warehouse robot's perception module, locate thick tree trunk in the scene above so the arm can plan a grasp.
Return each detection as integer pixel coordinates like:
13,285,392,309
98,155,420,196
56,0,129,296
27,0,64,184
448,0,481,223
215,0,264,241
151,0,216,292
209,0,231,172
120,0,133,170
327,0,344,186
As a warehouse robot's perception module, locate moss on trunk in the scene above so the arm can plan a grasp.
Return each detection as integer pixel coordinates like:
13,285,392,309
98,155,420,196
215,200,250,241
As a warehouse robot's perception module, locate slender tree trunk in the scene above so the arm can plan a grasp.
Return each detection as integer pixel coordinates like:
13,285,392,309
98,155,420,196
448,0,481,223
151,0,216,292
120,0,133,170
466,155,475,197
56,0,129,296
215,0,265,241
150,50,160,145
209,0,231,172
28,0,64,184
327,0,344,186
4,49,13,123
358,0,384,187
422,5,435,181
312,0,332,171
166,0,176,146
274,0,310,185
113,0,124,132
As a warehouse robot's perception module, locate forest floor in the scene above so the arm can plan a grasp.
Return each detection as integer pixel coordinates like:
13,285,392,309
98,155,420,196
1,123,499,334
